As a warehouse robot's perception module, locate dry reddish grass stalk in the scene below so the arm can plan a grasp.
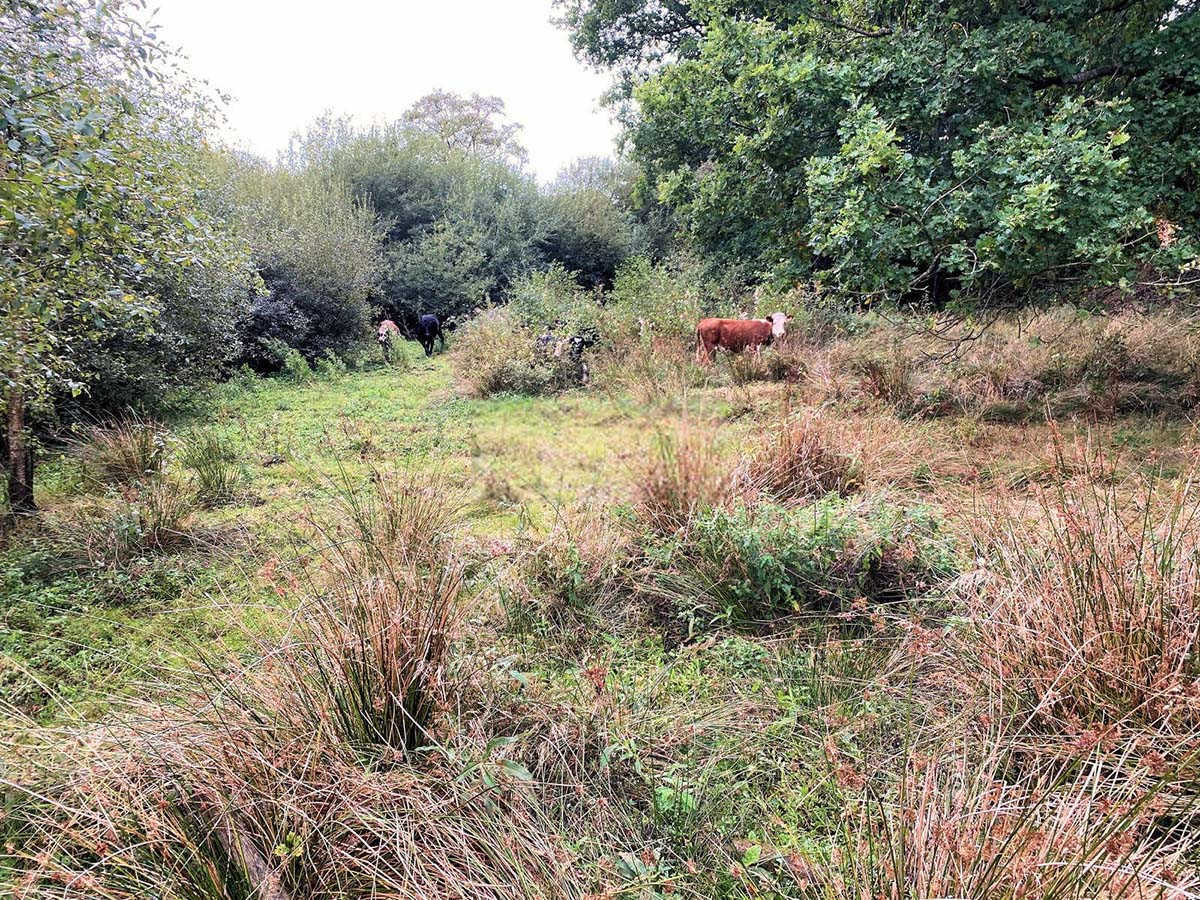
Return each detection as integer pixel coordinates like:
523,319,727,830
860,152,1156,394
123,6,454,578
635,422,735,534
956,443,1200,754
740,414,862,503
817,742,1198,899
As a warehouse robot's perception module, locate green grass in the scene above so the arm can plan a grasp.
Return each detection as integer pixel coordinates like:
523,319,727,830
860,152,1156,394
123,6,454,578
5,351,1198,897
4,355,1187,724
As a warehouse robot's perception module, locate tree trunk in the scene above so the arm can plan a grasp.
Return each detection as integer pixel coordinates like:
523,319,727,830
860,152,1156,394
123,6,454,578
6,387,35,516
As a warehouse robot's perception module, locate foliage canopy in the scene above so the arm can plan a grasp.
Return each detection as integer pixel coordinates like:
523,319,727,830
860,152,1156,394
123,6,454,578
561,0,1200,304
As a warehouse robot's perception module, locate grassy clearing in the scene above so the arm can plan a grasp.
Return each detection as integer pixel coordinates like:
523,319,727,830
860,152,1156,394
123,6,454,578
4,318,1200,897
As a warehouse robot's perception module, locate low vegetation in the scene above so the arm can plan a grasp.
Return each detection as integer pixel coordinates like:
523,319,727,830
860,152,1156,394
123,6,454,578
6,314,1200,895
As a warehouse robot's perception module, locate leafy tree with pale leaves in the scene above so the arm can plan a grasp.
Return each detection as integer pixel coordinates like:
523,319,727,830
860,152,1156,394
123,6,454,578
1,0,252,514
402,90,528,167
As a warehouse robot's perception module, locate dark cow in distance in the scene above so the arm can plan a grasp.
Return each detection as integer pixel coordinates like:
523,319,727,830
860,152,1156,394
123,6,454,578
416,314,445,357
695,312,789,364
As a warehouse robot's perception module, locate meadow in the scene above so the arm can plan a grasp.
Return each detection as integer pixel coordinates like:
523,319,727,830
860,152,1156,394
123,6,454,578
4,305,1200,898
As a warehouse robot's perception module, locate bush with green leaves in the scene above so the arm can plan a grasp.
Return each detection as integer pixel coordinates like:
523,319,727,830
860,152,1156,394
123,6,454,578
1,1,255,511
261,338,314,384
506,265,603,335
647,498,956,632
606,253,739,341
537,181,634,288
231,160,384,369
301,119,542,325
451,306,589,397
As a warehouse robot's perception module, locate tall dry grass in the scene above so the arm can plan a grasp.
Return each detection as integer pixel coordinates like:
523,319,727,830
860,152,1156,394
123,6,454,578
72,414,170,489
954,443,1200,756
2,469,569,898
816,738,1198,899
635,422,734,535
740,414,863,503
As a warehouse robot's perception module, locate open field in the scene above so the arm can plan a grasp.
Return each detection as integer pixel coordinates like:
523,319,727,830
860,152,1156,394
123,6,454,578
4,322,1200,897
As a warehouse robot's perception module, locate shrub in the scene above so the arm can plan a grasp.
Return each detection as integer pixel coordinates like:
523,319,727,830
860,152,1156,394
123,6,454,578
45,477,197,568
180,429,246,506
234,161,384,369
72,415,170,489
263,337,315,384
451,307,585,397
606,254,714,341
506,263,602,335
314,348,348,380
658,499,954,630
741,416,862,503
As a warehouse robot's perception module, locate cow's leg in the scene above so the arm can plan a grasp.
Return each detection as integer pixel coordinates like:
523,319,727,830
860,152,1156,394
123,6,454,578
423,338,433,357
437,328,446,353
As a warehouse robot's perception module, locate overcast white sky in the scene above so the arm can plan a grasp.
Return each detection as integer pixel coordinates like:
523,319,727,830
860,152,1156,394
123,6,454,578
147,0,622,181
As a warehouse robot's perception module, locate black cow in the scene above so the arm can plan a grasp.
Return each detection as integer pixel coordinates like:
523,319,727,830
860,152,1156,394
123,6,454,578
416,314,445,357
535,324,596,385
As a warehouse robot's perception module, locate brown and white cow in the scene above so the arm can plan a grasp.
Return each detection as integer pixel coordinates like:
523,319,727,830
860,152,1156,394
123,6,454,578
377,319,401,360
695,312,789,364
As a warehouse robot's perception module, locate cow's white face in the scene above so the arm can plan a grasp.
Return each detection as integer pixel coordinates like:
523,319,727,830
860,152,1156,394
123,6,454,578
768,311,789,338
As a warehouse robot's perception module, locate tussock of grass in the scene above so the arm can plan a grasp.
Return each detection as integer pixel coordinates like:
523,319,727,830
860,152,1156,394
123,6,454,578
636,422,734,535
72,414,170,489
953,441,1200,757
41,476,197,568
818,737,1199,899
740,414,862,503
180,428,247,507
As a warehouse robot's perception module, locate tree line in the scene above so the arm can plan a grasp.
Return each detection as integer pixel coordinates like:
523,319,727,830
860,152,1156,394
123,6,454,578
558,0,1198,303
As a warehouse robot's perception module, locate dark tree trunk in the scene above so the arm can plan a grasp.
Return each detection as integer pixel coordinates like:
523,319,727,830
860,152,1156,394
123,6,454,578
6,388,36,516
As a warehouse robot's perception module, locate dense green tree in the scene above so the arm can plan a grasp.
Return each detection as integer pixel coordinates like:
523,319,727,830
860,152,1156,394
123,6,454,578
539,157,635,286
231,159,384,367
563,0,1200,305
299,120,543,326
1,0,252,513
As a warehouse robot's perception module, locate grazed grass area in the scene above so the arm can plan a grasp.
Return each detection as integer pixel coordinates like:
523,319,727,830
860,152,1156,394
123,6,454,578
4,347,1199,897
4,354,1192,720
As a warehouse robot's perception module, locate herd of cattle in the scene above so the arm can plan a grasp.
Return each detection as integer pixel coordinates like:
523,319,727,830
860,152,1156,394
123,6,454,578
375,310,792,374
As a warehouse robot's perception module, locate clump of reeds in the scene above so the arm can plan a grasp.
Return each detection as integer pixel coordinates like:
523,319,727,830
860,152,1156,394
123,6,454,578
740,414,862,503
958,445,1200,750
72,413,170,489
180,428,246,506
812,738,1198,899
43,475,197,567
635,422,734,535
